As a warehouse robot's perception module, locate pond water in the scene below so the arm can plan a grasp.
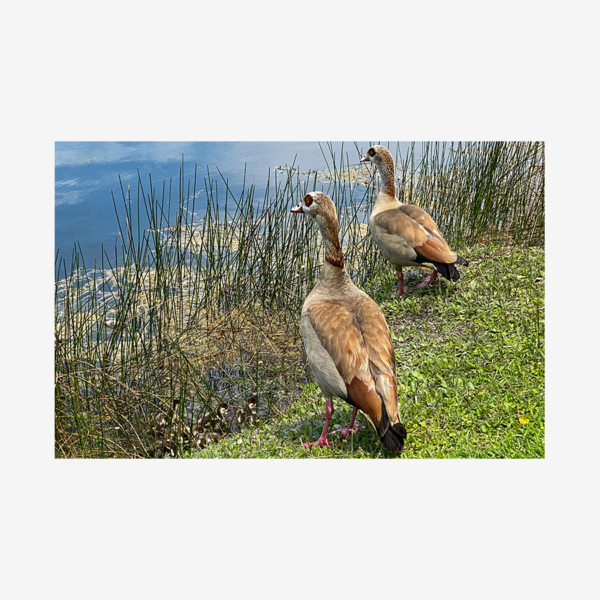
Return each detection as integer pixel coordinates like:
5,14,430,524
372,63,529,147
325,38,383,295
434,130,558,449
55,141,415,272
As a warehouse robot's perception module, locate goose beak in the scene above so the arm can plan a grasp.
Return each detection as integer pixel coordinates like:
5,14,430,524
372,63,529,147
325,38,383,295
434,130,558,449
291,204,303,213
360,155,370,163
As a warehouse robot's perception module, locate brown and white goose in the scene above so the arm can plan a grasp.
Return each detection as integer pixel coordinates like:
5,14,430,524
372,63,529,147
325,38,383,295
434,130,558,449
361,145,468,294
291,192,406,453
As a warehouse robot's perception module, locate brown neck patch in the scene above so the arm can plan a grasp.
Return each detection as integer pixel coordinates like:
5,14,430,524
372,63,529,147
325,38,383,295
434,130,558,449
320,214,344,268
325,247,344,268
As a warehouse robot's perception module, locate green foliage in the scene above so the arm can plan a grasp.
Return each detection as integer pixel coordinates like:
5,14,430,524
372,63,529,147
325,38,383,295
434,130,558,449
55,143,544,458
191,244,545,459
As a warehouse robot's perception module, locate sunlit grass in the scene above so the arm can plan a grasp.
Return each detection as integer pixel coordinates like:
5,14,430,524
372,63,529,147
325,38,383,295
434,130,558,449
55,142,544,458
190,244,544,459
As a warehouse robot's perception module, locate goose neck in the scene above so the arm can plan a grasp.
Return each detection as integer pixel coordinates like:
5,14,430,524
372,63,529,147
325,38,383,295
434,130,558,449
375,157,396,197
316,218,344,270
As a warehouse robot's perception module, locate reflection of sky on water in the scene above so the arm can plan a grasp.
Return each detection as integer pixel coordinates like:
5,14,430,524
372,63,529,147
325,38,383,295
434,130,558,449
55,141,413,269
55,141,200,168
55,177,101,205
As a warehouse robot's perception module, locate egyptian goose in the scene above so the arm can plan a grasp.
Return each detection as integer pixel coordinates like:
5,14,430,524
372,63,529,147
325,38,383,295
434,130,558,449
291,192,406,453
236,396,258,427
192,413,210,449
154,411,168,435
361,145,468,294
213,402,230,435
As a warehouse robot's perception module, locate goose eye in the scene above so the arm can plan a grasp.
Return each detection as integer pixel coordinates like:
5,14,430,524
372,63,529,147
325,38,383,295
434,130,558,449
368,148,376,157
303,195,313,207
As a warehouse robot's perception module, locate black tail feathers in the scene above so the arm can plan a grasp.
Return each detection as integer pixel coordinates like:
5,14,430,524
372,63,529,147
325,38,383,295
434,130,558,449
414,252,468,283
378,407,407,453
433,255,469,282
434,261,459,282
380,422,407,454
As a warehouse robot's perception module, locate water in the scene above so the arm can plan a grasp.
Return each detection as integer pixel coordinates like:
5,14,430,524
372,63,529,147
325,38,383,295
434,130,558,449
55,141,414,271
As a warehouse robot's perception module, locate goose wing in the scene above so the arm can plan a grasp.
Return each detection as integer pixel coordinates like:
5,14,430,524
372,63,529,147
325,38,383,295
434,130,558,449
372,206,458,265
303,295,399,428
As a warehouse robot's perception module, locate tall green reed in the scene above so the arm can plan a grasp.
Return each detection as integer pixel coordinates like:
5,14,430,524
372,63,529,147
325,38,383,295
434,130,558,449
55,142,544,458
393,141,544,247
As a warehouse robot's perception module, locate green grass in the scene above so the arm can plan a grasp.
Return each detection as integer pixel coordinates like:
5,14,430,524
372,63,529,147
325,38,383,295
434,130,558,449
188,243,545,459
55,142,544,458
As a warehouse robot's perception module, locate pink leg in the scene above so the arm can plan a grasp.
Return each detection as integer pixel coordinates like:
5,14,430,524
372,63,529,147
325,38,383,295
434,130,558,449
304,398,334,449
417,269,439,288
331,407,359,437
395,269,407,295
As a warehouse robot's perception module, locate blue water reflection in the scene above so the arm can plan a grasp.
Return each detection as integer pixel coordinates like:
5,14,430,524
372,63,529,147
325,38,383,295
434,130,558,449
55,141,413,269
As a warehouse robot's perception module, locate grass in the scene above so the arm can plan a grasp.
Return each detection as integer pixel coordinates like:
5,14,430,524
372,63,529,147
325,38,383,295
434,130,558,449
55,141,544,458
188,243,545,459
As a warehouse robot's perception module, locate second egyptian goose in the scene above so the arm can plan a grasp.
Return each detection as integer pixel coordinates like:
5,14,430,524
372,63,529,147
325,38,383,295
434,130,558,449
213,402,230,435
361,145,468,294
291,192,406,453
236,396,258,427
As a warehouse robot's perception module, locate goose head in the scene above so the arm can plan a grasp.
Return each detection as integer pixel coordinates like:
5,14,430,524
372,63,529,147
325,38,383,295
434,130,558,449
216,401,229,419
291,190,340,240
291,191,336,220
360,144,393,166
291,192,344,268
360,145,396,195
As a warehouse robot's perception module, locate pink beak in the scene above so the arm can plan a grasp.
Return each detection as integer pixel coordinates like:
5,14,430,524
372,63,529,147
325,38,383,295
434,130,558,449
360,155,370,163
290,204,303,213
